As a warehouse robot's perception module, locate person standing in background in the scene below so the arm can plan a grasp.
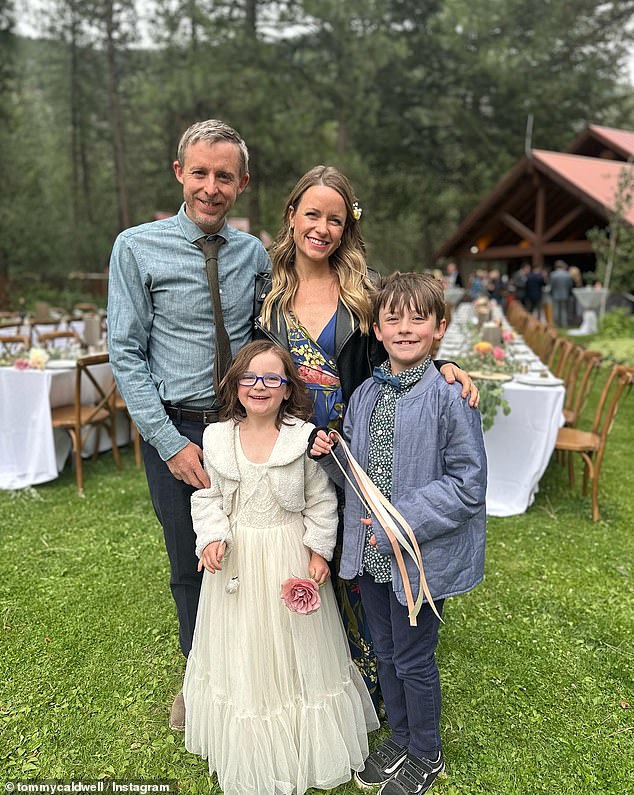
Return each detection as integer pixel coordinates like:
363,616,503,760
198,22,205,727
550,260,574,327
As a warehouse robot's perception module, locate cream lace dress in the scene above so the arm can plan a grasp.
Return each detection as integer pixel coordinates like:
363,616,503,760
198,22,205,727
183,426,378,795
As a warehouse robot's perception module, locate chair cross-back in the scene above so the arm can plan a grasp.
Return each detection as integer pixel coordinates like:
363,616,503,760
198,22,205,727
555,364,634,521
37,329,81,350
50,353,122,493
563,348,603,428
0,334,31,355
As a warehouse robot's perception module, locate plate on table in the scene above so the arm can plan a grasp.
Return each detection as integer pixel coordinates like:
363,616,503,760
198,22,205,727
46,359,77,369
514,372,564,387
469,370,513,383
511,352,538,363
528,361,548,372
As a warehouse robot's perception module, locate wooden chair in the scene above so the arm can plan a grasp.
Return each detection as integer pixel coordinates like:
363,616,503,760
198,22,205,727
546,337,574,378
533,324,557,363
114,387,141,467
0,334,30,355
555,364,634,521
0,319,25,341
563,349,602,427
523,316,544,353
31,318,62,340
50,353,122,493
37,329,81,350
509,304,531,333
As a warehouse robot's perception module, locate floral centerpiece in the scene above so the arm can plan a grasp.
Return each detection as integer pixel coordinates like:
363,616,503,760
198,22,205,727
3,347,50,370
460,337,522,432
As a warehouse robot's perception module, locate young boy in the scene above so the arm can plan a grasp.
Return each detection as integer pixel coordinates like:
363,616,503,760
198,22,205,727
310,271,487,795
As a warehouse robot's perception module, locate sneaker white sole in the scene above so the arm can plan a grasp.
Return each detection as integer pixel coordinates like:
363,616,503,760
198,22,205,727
353,756,408,790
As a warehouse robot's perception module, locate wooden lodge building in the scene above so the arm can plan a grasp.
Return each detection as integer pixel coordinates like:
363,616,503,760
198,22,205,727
434,125,634,279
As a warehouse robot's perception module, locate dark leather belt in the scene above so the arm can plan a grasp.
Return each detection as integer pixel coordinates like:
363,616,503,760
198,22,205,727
164,404,220,425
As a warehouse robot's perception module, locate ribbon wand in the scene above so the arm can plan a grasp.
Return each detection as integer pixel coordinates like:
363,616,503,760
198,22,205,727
327,430,442,626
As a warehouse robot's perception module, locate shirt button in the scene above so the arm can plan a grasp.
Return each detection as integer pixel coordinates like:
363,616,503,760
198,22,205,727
377,467,383,474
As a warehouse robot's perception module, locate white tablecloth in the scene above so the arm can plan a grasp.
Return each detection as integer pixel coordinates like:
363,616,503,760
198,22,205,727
439,303,565,517
480,379,564,516
0,363,128,490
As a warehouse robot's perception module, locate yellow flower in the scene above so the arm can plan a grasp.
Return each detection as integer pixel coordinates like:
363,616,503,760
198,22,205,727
473,341,494,356
28,348,50,370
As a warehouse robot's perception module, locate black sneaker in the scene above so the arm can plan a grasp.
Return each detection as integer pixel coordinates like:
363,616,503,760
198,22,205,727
378,752,445,795
354,738,409,788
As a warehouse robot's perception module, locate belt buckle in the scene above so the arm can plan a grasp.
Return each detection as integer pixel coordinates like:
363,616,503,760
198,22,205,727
202,408,216,425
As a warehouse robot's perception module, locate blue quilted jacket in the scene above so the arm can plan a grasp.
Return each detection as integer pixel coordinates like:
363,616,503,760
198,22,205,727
320,364,488,607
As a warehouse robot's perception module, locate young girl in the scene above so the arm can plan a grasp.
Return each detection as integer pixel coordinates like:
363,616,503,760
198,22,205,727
183,340,379,795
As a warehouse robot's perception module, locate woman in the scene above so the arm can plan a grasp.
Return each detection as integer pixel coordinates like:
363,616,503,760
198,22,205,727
255,165,478,706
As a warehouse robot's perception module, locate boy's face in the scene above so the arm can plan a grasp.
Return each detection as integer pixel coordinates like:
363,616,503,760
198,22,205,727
374,303,446,374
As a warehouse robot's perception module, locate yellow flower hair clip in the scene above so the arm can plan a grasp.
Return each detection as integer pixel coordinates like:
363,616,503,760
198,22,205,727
352,201,363,221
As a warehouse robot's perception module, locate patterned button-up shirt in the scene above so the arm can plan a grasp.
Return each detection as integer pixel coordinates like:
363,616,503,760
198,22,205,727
362,356,432,582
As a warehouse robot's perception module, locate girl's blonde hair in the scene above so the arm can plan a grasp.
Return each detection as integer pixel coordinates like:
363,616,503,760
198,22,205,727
218,341,311,428
261,165,374,334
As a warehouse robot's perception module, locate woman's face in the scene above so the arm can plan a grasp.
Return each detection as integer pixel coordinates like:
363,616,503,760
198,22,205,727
288,185,347,267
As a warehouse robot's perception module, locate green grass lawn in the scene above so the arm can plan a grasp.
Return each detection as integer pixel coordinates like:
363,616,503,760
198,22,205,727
1,369,633,794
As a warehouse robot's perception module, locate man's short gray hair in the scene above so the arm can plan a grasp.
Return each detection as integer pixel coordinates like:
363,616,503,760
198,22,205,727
176,119,249,177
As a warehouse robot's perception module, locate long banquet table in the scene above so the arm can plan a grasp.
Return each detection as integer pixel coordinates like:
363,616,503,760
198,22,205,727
0,361,129,490
439,303,565,517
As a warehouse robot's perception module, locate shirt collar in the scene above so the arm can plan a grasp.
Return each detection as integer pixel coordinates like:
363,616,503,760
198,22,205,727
377,356,432,393
176,203,230,244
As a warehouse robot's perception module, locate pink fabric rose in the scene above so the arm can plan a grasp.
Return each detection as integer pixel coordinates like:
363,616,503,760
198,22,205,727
280,577,321,615
493,346,505,361
14,359,31,370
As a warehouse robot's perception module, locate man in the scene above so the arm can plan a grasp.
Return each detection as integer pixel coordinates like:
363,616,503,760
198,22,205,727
108,120,270,729
549,259,574,327
511,262,530,307
108,119,477,731
525,264,546,317
445,261,463,288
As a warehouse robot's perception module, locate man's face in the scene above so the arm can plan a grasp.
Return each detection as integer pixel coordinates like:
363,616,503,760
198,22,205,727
173,140,249,234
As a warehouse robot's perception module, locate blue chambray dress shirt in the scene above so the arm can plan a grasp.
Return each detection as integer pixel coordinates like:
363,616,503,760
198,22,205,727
107,204,270,461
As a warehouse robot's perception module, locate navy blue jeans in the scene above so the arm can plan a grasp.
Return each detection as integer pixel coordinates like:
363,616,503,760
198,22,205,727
358,574,444,759
141,417,205,658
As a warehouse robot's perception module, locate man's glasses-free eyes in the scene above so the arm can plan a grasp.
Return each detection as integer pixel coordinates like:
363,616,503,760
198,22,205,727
238,373,289,388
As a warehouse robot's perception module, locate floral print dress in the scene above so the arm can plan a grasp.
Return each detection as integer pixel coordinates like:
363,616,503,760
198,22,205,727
288,313,380,709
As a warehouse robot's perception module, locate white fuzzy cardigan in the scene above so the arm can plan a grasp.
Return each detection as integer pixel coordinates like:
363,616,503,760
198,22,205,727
191,418,338,561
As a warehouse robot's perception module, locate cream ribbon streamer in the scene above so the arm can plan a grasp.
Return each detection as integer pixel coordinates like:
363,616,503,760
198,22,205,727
327,431,442,626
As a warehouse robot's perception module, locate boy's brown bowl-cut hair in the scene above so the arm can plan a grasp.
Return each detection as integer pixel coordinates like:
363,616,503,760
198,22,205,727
373,271,446,327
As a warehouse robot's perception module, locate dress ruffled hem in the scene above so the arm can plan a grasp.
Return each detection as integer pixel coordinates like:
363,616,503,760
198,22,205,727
185,667,373,795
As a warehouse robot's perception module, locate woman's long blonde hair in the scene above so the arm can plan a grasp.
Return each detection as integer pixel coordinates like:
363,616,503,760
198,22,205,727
260,165,374,334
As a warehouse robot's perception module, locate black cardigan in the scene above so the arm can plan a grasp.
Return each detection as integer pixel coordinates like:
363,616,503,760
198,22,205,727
252,272,452,403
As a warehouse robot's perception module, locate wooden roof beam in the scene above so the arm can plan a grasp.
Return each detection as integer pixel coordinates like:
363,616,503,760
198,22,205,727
543,205,585,242
470,239,595,260
500,212,536,241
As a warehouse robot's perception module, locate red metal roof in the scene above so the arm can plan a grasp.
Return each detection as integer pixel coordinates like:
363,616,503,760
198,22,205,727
532,150,634,224
587,125,634,158
567,124,634,160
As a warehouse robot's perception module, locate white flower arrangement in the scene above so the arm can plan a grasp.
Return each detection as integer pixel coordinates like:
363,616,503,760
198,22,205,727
29,348,50,370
